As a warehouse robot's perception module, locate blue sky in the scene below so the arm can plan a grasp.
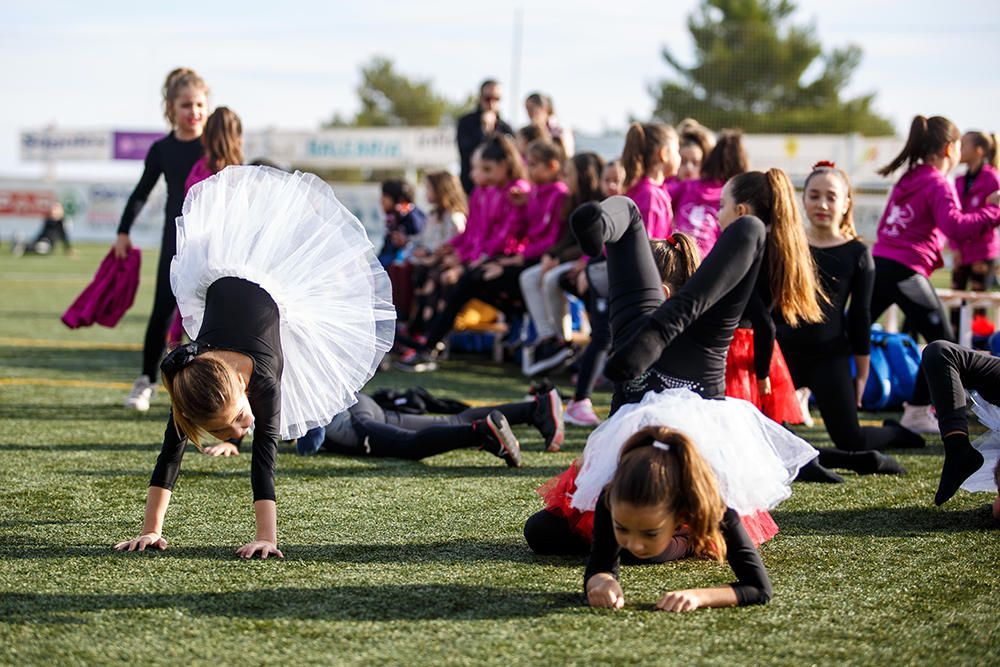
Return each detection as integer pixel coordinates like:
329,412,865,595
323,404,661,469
2,0,998,178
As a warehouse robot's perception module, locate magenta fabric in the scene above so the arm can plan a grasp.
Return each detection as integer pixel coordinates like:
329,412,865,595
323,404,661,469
663,177,684,205
672,178,724,258
872,164,1000,276
481,178,532,258
626,176,672,240
61,248,142,329
451,186,496,262
520,180,569,260
952,164,1000,265
184,157,213,194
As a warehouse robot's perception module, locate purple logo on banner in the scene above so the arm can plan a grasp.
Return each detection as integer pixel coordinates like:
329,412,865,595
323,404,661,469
113,131,163,160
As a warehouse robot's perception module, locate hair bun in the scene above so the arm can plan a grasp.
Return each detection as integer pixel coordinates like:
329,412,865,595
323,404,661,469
812,160,837,170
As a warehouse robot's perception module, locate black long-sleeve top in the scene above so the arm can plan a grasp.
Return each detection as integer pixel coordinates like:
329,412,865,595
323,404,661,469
584,491,773,606
456,109,513,193
150,278,283,502
647,215,767,398
116,132,203,238
776,239,873,358
740,258,777,380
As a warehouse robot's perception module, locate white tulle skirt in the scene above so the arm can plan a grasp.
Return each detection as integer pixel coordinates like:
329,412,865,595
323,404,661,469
171,166,396,440
570,388,818,516
963,392,1000,493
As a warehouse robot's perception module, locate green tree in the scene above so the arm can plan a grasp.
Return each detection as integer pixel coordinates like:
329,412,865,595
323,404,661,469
652,0,895,135
325,56,469,128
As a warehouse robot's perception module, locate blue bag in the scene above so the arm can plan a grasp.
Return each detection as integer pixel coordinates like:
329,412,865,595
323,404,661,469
859,327,921,410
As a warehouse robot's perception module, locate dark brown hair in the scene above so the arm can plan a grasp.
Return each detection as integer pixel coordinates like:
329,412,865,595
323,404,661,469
680,125,715,159
622,122,678,189
564,152,604,218
701,130,748,183
804,161,857,239
878,115,960,177
606,426,727,560
202,106,243,174
728,169,826,326
526,139,563,165
161,67,208,125
425,171,468,217
162,355,242,447
650,233,701,292
480,134,527,182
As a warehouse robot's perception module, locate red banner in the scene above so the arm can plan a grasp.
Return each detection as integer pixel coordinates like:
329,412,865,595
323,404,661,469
0,189,57,217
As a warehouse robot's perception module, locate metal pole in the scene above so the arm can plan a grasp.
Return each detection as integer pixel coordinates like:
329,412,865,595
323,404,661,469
509,8,524,126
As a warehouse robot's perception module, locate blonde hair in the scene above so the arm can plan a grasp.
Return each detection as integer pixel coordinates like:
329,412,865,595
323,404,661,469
728,168,826,326
162,67,209,126
425,171,468,216
202,106,243,174
607,426,727,560
162,355,242,447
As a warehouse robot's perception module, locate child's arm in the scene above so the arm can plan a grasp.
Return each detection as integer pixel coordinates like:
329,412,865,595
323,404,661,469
236,377,284,559
235,500,283,560
113,486,172,551
583,493,626,608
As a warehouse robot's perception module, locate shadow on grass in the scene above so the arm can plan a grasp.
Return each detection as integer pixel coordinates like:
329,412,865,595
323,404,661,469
772,505,997,536
69,464,569,480
0,442,158,452
0,403,168,422
1,539,578,568
0,584,581,623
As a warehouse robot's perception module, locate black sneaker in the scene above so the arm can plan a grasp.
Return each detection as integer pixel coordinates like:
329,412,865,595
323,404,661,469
525,340,574,377
534,388,565,452
394,349,438,373
480,410,522,467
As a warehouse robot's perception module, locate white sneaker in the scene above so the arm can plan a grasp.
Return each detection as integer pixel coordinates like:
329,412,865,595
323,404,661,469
124,375,155,412
899,402,939,435
796,387,815,427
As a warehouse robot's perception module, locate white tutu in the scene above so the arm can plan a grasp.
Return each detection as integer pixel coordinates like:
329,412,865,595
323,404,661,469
570,388,818,516
963,392,1000,493
171,166,396,440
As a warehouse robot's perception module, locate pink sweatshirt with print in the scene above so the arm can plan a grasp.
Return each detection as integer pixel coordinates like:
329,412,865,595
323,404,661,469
626,176,672,240
952,164,1000,265
671,178,724,259
450,186,496,262
872,164,1000,277
481,178,533,258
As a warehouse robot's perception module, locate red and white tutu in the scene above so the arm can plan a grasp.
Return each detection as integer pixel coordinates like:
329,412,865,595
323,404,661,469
725,327,804,424
537,462,779,547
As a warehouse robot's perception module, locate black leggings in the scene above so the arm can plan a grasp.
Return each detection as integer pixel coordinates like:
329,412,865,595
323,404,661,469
326,394,535,460
574,262,612,401
423,263,527,349
922,340,1000,435
784,346,919,451
142,235,178,380
871,257,953,344
523,506,691,561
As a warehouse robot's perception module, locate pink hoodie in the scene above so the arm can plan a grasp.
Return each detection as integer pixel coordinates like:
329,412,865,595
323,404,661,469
671,178,724,258
872,164,1000,276
61,248,142,329
520,180,569,260
626,176,672,240
184,157,213,194
481,178,532,258
450,185,496,262
952,164,1000,265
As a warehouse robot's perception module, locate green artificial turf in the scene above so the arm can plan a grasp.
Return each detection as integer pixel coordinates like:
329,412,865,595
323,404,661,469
0,245,997,666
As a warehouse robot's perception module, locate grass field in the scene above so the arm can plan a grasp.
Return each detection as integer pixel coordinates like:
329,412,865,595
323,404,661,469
1,244,997,666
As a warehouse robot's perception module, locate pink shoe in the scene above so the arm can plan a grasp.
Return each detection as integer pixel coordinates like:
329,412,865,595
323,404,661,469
565,398,600,427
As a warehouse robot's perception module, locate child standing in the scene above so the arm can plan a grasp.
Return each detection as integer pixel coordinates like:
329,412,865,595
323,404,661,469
622,123,678,239
951,131,1000,296
119,68,209,412
113,166,396,558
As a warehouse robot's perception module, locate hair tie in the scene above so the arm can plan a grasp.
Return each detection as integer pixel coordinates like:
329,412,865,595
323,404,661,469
160,341,211,379
812,160,836,170
652,441,671,452
665,234,677,247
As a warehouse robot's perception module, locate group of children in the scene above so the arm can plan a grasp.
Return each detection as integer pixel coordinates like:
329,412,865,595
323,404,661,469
107,67,1000,611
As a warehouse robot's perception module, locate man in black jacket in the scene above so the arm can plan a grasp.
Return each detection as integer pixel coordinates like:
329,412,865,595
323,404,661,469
456,79,514,193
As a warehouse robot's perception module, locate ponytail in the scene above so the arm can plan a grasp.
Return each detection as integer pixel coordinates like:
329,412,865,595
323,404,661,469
607,426,727,560
700,130,748,183
991,134,1000,169
729,169,827,326
622,122,676,189
878,115,959,177
964,131,999,170
650,232,702,292
162,355,243,448
202,106,244,174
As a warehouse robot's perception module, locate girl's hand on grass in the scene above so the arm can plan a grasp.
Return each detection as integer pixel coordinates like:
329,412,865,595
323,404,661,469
114,533,167,552
203,442,239,457
655,589,701,612
236,540,284,560
586,574,625,609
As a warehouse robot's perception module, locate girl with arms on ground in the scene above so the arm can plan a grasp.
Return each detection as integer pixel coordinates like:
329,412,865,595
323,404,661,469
119,68,209,412
113,166,395,558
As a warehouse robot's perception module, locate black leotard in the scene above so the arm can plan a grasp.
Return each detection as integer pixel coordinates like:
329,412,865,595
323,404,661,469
584,490,772,606
117,132,203,238
150,278,283,502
